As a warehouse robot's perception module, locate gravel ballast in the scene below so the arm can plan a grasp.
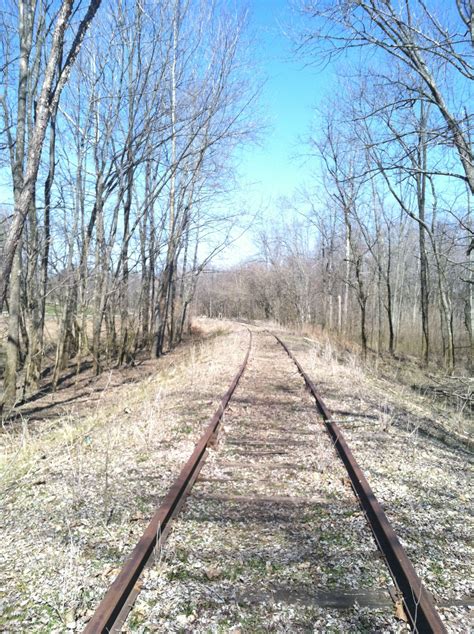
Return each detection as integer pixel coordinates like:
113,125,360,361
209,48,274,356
1,321,470,632
131,330,409,632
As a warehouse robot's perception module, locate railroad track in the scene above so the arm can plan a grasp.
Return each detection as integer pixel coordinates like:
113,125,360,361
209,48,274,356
85,329,447,633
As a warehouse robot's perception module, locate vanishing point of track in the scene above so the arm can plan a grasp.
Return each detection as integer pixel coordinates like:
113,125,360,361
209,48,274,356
85,328,446,634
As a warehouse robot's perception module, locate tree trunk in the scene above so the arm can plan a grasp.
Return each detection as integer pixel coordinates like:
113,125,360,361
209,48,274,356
3,245,22,408
467,236,474,372
39,111,57,355
417,102,430,364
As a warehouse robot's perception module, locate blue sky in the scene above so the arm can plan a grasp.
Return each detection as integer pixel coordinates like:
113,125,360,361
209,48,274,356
235,2,329,210
220,0,333,262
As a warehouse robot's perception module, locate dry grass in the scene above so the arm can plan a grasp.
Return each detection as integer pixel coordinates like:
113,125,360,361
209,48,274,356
1,318,470,632
131,328,405,633
0,318,248,632
283,323,473,448
282,327,472,632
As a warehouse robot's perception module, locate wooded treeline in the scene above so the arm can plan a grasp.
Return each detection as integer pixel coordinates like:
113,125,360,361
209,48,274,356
0,1,472,414
196,1,473,371
0,0,253,409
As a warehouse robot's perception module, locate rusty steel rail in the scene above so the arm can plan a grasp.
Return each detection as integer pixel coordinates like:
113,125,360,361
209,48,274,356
84,331,252,633
274,334,447,634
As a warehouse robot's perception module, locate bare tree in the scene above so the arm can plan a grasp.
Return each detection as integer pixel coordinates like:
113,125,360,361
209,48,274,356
298,1,474,192
0,0,102,314
0,0,257,410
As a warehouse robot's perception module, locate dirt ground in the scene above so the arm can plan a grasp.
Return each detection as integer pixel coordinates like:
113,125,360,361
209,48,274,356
1,320,247,631
132,329,406,633
0,319,472,632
